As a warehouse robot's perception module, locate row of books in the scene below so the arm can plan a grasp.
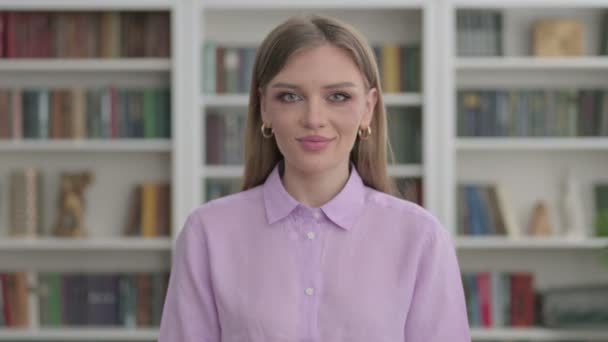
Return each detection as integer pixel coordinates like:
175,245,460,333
457,90,608,137
206,111,246,165
372,43,422,93
202,43,256,95
541,284,608,328
125,182,172,238
205,107,422,166
0,88,172,140
0,273,28,327
387,108,422,164
205,179,242,202
457,184,515,237
595,184,608,237
456,10,503,57
37,272,169,327
201,42,421,94
462,272,535,328
0,12,170,58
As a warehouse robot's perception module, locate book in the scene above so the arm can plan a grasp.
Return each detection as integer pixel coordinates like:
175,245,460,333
594,184,608,236
10,168,43,237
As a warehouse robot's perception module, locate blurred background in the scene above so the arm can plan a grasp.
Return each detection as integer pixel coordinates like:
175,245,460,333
0,0,607,341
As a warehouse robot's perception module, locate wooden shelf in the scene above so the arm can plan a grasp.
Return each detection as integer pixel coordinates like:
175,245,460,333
457,237,608,250
0,328,159,341
0,238,172,252
470,327,608,341
456,138,608,151
456,57,608,70
201,93,422,108
0,139,172,152
0,59,171,72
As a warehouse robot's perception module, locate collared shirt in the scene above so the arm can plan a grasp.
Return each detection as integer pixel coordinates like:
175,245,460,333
159,163,470,341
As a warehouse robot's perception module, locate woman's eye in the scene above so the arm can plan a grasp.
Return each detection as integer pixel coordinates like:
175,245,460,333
278,92,301,103
328,92,351,102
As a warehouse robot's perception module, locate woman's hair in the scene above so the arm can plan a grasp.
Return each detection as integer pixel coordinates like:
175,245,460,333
241,14,398,196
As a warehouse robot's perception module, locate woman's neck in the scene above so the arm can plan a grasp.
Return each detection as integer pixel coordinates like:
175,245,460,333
281,161,350,208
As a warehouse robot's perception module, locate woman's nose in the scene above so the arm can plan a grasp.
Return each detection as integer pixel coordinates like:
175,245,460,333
300,97,326,129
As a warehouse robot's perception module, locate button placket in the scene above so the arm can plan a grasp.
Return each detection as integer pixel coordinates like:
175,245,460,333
299,211,322,339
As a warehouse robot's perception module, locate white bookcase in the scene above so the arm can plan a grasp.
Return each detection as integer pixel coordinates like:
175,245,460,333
0,0,195,340
441,0,608,340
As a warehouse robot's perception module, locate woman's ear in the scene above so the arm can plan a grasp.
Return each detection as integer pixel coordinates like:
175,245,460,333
362,87,378,127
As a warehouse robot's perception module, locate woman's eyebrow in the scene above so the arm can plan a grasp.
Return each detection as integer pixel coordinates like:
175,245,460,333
270,81,357,89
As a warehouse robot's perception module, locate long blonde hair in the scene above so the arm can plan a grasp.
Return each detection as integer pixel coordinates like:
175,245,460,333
241,14,397,195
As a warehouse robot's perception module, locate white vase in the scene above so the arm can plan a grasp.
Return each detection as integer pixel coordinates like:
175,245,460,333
560,170,587,239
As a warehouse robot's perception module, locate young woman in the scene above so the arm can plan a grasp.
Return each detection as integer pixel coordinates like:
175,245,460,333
159,14,470,341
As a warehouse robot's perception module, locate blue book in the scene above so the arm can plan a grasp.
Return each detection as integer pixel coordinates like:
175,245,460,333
467,274,481,327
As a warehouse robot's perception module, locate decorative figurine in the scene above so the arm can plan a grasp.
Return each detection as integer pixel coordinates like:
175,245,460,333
528,201,552,236
53,171,94,237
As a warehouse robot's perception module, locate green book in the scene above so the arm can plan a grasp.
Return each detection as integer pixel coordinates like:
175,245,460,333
595,184,608,236
48,273,62,327
203,41,216,94
151,273,164,326
155,89,171,138
143,89,157,138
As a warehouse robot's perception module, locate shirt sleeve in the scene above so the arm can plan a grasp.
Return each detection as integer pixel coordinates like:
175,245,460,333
159,212,221,342
403,221,471,341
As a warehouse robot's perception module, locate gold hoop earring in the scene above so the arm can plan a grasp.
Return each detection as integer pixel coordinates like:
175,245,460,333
261,123,274,138
358,126,372,140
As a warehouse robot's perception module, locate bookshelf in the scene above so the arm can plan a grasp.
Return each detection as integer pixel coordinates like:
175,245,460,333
1,0,607,340
0,1,188,340
197,1,439,214
442,0,608,339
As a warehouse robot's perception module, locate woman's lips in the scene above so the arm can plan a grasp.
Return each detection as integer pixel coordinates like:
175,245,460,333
297,136,335,152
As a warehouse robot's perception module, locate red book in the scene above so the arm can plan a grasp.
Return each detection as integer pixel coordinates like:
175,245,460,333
0,13,5,57
510,273,535,326
1,274,12,326
6,12,18,58
216,47,225,94
29,12,53,58
110,87,119,138
477,272,493,327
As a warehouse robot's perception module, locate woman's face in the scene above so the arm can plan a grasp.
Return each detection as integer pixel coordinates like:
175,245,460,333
260,44,377,176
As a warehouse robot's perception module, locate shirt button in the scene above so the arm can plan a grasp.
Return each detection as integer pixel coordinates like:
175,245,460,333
307,232,316,240
313,212,321,220
305,287,315,296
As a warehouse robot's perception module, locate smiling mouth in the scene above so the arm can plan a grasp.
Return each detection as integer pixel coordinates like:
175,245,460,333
296,136,335,151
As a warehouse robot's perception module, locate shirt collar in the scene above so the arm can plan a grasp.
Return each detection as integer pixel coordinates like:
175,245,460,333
262,161,366,231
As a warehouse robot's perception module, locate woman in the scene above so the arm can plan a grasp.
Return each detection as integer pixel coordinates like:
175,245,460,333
159,14,470,341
